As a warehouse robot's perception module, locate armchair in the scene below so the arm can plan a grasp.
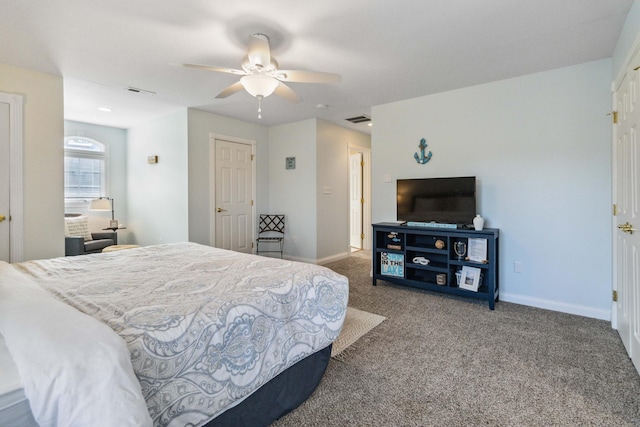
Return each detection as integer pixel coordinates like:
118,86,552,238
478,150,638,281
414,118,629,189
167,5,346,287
64,214,117,256
65,232,118,256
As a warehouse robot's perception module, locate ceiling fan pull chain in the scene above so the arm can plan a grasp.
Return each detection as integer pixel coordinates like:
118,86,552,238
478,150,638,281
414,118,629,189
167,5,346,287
257,94,263,119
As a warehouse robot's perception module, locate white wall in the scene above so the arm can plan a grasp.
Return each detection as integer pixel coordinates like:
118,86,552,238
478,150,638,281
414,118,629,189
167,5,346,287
266,119,370,263
316,120,370,263
0,63,64,260
613,0,640,80
64,120,130,243
372,59,612,319
268,120,317,262
127,110,189,246
187,109,269,246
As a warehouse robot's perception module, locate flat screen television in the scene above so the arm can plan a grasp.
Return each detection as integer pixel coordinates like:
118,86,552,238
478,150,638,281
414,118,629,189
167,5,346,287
396,176,476,226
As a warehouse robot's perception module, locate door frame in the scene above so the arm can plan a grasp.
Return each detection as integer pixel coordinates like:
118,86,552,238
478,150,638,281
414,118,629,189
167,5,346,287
349,150,363,250
611,45,640,373
611,75,620,330
612,36,640,330
208,133,256,250
348,144,371,251
0,92,24,262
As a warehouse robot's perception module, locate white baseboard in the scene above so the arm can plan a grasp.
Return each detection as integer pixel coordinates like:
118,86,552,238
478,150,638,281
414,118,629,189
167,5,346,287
317,252,350,266
280,255,315,264
500,292,611,321
283,255,613,322
283,254,350,265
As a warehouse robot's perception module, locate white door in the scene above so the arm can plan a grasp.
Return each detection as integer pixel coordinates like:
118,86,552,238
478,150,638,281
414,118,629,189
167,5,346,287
0,101,9,261
349,152,363,249
614,48,640,374
214,139,253,253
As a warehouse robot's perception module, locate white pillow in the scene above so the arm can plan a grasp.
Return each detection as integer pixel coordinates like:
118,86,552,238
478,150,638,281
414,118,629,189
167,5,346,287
0,261,152,427
64,216,92,241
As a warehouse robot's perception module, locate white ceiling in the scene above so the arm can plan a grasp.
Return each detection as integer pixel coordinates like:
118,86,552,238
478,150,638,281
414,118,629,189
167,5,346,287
0,0,633,133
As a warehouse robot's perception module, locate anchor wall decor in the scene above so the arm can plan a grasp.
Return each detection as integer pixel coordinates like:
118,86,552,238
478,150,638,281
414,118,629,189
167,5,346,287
414,138,432,164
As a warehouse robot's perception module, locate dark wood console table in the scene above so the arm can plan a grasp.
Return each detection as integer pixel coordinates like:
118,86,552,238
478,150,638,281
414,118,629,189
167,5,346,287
372,222,499,310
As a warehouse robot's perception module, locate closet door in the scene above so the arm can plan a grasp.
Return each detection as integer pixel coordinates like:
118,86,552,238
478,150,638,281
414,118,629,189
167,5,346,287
0,101,9,261
349,151,363,249
613,48,640,375
212,138,254,253
0,92,23,262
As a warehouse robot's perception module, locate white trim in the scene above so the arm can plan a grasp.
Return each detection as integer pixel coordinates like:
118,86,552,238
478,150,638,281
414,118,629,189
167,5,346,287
611,77,619,331
610,29,640,331
317,251,351,266
347,144,372,251
500,292,611,321
0,92,24,262
209,135,215,246
208,133,256,250
362,148,372,250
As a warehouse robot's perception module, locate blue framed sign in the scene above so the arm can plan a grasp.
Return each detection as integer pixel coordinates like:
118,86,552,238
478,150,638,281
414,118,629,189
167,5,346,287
381,252,404,277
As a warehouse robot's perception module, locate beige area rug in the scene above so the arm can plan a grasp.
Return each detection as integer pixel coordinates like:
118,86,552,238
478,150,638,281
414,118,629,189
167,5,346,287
331,307,386,358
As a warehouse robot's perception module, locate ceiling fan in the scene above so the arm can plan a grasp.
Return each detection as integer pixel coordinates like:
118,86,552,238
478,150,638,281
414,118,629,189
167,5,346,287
183,33,341,118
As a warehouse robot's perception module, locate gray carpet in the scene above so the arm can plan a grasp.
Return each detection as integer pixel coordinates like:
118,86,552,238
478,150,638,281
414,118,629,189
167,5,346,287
271,253,640,426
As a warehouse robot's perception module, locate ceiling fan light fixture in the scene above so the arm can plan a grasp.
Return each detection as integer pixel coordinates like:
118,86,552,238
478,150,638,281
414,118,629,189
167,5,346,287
240,74,279,98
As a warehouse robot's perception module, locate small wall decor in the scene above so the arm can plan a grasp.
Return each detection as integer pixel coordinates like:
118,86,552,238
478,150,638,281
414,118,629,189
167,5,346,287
286,157,296,169
459,266,482,292
414,138,432,164
147,155,158,164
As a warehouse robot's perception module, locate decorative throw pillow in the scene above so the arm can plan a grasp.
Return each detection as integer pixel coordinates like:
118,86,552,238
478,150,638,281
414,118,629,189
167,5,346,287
64,216,92,241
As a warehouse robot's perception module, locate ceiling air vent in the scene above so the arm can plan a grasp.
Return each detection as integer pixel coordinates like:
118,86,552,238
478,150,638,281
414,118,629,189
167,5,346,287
125,87,156,96
345,115,371,124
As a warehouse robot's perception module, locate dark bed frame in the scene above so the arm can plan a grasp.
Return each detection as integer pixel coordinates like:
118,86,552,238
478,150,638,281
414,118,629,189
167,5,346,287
204,344,331,427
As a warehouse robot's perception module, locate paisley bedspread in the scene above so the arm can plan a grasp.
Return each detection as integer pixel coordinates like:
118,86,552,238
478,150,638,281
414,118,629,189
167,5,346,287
15,242,349,427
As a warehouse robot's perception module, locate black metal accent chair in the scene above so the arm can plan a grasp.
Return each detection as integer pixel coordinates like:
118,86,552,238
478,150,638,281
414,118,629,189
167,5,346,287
256,214,285,258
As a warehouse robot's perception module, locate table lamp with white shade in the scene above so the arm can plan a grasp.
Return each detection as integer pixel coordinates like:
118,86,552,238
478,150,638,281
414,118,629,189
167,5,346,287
89,197,118,229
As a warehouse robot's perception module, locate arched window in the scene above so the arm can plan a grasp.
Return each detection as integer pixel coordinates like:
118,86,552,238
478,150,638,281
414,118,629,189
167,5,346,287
64,136,108,199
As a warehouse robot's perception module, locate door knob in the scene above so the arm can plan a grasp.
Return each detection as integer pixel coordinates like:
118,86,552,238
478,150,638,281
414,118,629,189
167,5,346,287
617,222,635,234
217,208,227,213
0,215,5,222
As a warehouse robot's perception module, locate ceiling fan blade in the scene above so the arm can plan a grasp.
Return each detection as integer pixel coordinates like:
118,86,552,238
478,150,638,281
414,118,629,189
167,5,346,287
275,70,341,84
183,63,246,75
273,82,301,104
247,33,271,68
215,81,245,99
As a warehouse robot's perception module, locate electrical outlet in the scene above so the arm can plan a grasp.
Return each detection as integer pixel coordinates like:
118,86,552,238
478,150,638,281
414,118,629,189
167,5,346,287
514,261,523,273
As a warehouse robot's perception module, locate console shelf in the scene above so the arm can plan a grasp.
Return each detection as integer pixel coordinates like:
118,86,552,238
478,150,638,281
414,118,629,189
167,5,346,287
372,222,499,310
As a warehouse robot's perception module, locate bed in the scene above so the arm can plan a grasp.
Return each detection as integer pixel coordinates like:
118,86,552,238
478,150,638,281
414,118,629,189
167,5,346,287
0,242,348,426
